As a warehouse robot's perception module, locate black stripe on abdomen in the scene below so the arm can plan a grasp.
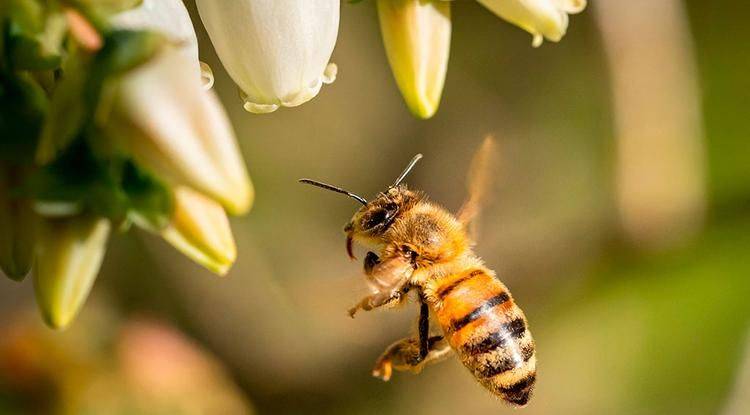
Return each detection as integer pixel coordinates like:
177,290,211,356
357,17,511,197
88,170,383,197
436,269,483,300
450,292,510,332
499,372,536,406
478,343,534,378
463,331,507,355
463,317,528,356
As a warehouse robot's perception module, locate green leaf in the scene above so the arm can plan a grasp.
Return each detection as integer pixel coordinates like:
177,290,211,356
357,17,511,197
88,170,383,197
35,53,88,164
7,33,61,70
0,71,47,163
121,160,173,232
77,0,143,16
0,166,37,281
25,139,127,220
3,0,45,35
3,0,66,71
26,138,173,229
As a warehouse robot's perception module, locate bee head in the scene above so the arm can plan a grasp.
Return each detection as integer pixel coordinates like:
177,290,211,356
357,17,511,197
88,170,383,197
343,185,423,258
299,154,423,259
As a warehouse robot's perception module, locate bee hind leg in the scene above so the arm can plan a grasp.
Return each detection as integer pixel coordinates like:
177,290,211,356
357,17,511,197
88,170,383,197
373,298,451,381
372,335,451,381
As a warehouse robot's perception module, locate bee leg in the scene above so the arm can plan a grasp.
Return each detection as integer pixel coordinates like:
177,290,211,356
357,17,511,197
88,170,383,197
348,289,404,318
372,335,451,381
350,252,412,317
373,296,450,381
417,296,430,359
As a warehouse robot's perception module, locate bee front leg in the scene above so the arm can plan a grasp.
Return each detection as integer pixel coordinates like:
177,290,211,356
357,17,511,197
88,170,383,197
349,251,412,318
347,289,405,318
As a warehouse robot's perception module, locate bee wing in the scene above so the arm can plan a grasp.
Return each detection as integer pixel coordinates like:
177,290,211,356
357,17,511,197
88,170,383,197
457,136,497,240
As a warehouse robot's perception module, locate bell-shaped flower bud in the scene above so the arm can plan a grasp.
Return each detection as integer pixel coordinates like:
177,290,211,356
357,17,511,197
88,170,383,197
477,0,586,47
195,0,339,113
111,0,214,88
161,187,237,276
34,216,111,329
377,0,451,119
109,47,254,216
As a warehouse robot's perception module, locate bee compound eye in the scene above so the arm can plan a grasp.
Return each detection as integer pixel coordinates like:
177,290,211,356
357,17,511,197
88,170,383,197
363,209,387,229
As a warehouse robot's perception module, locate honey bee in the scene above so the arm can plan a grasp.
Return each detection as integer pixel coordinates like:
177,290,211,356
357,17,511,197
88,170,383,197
300,138,536,406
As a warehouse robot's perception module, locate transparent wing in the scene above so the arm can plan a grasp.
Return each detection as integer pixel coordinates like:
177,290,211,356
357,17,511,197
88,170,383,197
457,136,497,240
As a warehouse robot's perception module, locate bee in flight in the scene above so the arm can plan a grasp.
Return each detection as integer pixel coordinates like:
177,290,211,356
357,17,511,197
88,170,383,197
299,138,536,406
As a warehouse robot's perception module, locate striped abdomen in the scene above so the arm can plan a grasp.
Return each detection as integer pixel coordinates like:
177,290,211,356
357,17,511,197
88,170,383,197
432,268,536,406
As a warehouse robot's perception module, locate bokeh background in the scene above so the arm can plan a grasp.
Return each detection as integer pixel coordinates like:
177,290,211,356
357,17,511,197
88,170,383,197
2,0,750,414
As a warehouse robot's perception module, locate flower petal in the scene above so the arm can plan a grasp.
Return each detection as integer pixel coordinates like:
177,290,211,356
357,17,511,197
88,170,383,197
196,0,340,112
477,0,586,46
111,48,254,215
111,0,204,83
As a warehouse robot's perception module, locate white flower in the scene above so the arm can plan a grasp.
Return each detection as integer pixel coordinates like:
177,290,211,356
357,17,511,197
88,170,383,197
377,0,451,119
195,0,340,113
112,0,214,88
476,0,586,47
108,47,254,216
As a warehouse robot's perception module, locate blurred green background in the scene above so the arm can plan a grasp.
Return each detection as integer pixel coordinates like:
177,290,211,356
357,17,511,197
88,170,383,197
2,0,749,414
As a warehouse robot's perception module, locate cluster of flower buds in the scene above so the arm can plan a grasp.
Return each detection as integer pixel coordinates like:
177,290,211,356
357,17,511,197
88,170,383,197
0,0,252,329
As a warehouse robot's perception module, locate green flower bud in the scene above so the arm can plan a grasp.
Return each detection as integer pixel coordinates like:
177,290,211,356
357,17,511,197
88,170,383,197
0,170,36,280
161,187,237,276
377,0,451,119
34,216,110,329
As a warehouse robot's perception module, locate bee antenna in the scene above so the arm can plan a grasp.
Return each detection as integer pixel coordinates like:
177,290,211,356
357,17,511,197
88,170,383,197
392,154,423,187
299,179,368,205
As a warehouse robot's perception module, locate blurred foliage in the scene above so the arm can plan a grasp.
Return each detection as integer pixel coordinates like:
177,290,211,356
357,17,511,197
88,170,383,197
0,305,253,414
688,1,750,207
532,214,750,414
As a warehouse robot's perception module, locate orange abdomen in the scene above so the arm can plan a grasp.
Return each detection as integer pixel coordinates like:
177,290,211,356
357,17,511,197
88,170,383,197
432,268,536,406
